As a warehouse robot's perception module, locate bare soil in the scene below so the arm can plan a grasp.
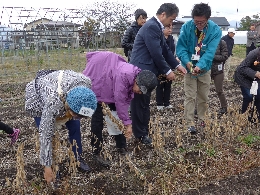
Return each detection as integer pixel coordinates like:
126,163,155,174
0,63,260,194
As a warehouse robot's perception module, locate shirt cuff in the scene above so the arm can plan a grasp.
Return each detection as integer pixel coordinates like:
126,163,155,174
175,64,180,69
166,70,172,75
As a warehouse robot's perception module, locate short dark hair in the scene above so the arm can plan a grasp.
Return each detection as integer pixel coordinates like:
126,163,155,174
191,3,211,19
134,9,147,21
156,3,179,18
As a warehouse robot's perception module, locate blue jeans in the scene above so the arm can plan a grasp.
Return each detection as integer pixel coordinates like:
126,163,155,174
34,117,82,158
240,86,260,120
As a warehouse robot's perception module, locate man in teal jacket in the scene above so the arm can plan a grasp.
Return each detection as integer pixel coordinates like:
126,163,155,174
176,3,221,134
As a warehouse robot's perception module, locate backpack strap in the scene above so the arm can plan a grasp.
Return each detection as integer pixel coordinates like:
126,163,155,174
57,70,64,97
55,70,73,123
56,70,68,107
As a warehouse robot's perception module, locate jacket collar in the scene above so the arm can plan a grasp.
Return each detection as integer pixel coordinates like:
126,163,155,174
153,16,164,30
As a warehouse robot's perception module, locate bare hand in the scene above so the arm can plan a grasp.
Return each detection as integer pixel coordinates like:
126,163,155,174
44,166,55,183
192,66,201,76
124,125,132,140
255,71,260,79
166,71,175,80
177,65,187,75
186,62,192,70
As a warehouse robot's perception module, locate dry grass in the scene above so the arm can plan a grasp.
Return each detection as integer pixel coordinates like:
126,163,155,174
1,46,260,194
0,48,126,83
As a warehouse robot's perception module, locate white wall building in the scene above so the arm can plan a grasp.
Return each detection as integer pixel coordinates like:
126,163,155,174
222,31,247,44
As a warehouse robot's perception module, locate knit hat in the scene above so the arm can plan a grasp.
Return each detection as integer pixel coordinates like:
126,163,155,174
136,70,158,96
66,86,97,117
134,9,147,21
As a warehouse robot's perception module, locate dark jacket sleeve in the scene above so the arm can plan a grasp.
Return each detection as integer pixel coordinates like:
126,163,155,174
234,48,259,88
121,27,134,50
143,24,174,74
166,35,175,55
162,36,179,70
221,35,234,56
214,40,228,62
239,50,258,78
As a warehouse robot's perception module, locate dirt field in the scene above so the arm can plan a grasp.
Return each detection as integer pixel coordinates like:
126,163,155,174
0,56,260,194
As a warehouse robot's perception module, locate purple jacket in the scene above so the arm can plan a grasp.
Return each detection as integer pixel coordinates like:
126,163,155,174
83,51,141,125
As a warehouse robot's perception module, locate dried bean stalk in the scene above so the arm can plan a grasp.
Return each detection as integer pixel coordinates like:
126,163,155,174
101,102,125,134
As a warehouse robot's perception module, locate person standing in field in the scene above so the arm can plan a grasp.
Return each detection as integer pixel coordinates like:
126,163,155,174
221,28,235,81
246,24,259,56
122,9,147,62
176,3,222,134
210,40,229,117
129,3,187,145
156,23,177,110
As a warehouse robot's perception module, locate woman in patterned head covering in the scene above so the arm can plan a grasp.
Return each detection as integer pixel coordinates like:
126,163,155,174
25,69,97,183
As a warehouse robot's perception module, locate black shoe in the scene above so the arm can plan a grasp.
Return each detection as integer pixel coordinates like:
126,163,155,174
93,154,111,167
140,135,152,145
188,126,197,135
77,157,91,173
117,148,127,155
218,107,227,117
56,170,61,180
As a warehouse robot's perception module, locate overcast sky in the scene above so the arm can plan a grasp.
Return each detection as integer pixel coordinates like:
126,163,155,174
1,0,259,28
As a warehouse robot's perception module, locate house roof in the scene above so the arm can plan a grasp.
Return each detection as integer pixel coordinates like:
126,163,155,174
172,21,184,34
24,18,52,28
24,18,82,29
210,17,230,26
180,16,230,26
35,21,82,28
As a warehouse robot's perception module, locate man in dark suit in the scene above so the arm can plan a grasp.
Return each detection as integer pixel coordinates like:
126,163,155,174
130,3,186,144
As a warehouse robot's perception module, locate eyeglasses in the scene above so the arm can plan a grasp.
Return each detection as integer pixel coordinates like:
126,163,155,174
194,20,207,26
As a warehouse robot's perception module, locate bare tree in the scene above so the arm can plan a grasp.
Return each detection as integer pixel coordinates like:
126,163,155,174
78,17,100,48
87,0,136,48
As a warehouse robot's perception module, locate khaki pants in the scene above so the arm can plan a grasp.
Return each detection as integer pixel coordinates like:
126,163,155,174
224,56,232,80
184,72,211,127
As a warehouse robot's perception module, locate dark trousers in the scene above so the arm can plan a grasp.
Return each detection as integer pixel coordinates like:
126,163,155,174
91,103,126,155
0,121,14,134
34,117,82,158
240,86,260,119
246,43,256,56
127,50,132,62
130,93,151,138
212,73,227,108
156,77,172,106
